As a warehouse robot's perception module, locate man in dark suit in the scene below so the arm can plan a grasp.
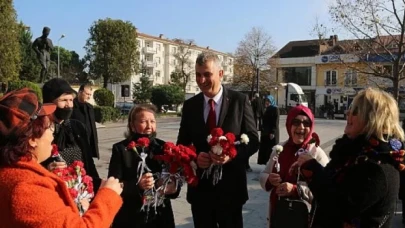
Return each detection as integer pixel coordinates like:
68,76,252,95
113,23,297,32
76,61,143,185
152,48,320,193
71,84,99,159
177,52,259,228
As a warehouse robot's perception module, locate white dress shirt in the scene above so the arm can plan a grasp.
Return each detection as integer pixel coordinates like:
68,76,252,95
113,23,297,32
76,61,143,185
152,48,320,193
203,86,223,125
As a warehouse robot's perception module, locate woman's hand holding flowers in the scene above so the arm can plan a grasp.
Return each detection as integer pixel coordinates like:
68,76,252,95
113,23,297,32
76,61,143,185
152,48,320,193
268,173,282,186
276,182,294,197
139,173,155,190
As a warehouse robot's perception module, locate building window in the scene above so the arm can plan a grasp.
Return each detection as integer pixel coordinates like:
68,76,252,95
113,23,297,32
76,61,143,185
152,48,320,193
196,86,199,92
325,70,337,86
282,67,311,86
156,57,161,64
156,44,161,51
155,70,161,77
172,59,176,65
344,70,357,86
172,47,176,54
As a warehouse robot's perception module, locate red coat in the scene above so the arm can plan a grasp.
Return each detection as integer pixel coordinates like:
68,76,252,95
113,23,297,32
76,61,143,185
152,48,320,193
0,160,123,228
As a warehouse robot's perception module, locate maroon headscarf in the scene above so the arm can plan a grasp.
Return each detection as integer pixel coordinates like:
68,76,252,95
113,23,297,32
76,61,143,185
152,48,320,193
286,105,316,148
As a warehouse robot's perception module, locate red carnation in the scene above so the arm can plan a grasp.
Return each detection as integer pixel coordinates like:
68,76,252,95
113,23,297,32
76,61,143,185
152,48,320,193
211,128,224,138
137,137,150,147
225,132,236,144
69,188,78,199
228,146,237,159
51,144,59,156
127,141,136,150
87,182,94,194
71,161,84,169
82,175,93,185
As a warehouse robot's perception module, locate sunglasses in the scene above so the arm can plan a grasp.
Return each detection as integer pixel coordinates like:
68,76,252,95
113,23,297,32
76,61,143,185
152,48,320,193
292,119,311,127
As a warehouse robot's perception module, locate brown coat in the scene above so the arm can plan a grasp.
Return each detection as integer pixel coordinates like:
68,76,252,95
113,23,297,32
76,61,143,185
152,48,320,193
0,160,122,228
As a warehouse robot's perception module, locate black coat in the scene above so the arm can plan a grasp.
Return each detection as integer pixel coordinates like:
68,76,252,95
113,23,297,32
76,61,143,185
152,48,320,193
177,88,259,207
71,98,99,159
302,135,400,228
41,119,101,193
108,135,180,228
258,105,279,165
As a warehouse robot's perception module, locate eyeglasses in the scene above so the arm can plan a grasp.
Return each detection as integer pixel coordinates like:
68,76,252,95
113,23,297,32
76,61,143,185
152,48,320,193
292,119,311,128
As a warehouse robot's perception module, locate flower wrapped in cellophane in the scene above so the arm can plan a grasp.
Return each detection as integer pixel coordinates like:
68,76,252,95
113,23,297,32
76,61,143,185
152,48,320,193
203,128,249,185
53,160,94,216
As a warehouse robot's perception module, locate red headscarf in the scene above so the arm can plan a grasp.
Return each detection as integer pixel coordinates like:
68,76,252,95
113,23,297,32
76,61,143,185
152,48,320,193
286,105,317,148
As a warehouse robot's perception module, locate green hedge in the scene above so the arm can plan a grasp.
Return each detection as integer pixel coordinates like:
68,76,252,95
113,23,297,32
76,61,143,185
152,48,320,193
7,80,42,102
94,106,121,123
93,88,114,107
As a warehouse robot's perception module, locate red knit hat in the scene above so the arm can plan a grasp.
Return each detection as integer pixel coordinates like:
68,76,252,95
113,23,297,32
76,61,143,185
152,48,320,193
0,88,56,138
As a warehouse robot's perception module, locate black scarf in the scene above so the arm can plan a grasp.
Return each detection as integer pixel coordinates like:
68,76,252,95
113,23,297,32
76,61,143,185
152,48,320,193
54,120,76,151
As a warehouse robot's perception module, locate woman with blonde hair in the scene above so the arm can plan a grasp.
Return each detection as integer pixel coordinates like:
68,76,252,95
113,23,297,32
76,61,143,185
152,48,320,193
295,87,405,228
108,104,180,228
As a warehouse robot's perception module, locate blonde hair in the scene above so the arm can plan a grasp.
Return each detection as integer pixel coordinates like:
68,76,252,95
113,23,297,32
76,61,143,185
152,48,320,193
350,87,404,141
125,104,157,138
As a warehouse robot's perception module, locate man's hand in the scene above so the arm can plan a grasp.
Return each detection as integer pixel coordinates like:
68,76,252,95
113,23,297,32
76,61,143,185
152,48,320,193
197,152,212,169
269,134,275,140
210,152,231,165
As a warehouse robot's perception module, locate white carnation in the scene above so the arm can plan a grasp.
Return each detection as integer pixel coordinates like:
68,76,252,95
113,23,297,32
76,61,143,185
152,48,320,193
207,135,212,143
273,145,283,153
240,134,249,144
212,144,223,155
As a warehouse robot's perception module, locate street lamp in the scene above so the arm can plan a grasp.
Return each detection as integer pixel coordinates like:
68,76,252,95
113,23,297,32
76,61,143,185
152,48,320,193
57,34,65,78
255,54,260,94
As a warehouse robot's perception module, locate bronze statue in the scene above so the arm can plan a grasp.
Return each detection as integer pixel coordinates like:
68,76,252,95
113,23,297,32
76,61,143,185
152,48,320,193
32,27,54,83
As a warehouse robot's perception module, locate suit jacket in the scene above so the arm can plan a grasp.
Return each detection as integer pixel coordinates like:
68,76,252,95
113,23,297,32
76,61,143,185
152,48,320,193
71,98,99,159
108,136,179,228
177,88,259,207
0,160,122,228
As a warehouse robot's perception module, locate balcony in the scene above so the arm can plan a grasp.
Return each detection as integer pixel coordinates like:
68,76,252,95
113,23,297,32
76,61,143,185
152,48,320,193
143,47,157,54
145,61,155,68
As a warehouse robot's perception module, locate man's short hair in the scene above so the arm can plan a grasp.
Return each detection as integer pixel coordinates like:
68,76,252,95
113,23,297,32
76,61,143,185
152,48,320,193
196,52,222,69
79,84,92,92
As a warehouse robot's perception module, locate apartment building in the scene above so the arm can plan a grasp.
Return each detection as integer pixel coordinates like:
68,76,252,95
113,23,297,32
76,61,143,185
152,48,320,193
109,32,234,102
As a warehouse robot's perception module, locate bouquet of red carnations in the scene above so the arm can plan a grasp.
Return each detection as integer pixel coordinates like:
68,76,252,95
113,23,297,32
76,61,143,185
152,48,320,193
154,142,199,188
52,145,94,216
203,128,249,185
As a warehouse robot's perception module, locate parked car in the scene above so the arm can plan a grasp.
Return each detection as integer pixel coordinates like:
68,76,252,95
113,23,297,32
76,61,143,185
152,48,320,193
161,105,176,113
115,101,135,115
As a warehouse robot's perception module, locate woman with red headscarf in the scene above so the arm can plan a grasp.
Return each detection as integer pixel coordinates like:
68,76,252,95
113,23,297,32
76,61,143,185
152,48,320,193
259,105,329,228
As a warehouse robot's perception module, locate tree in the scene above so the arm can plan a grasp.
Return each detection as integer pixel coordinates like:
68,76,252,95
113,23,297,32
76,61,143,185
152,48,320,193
171,38,195,92
85,18,139,88
327,0,405,101
50,46,84,81
0,0,21,82
234,27,276,96
150,84,185,111
132,61,153,103
18,22,41,82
